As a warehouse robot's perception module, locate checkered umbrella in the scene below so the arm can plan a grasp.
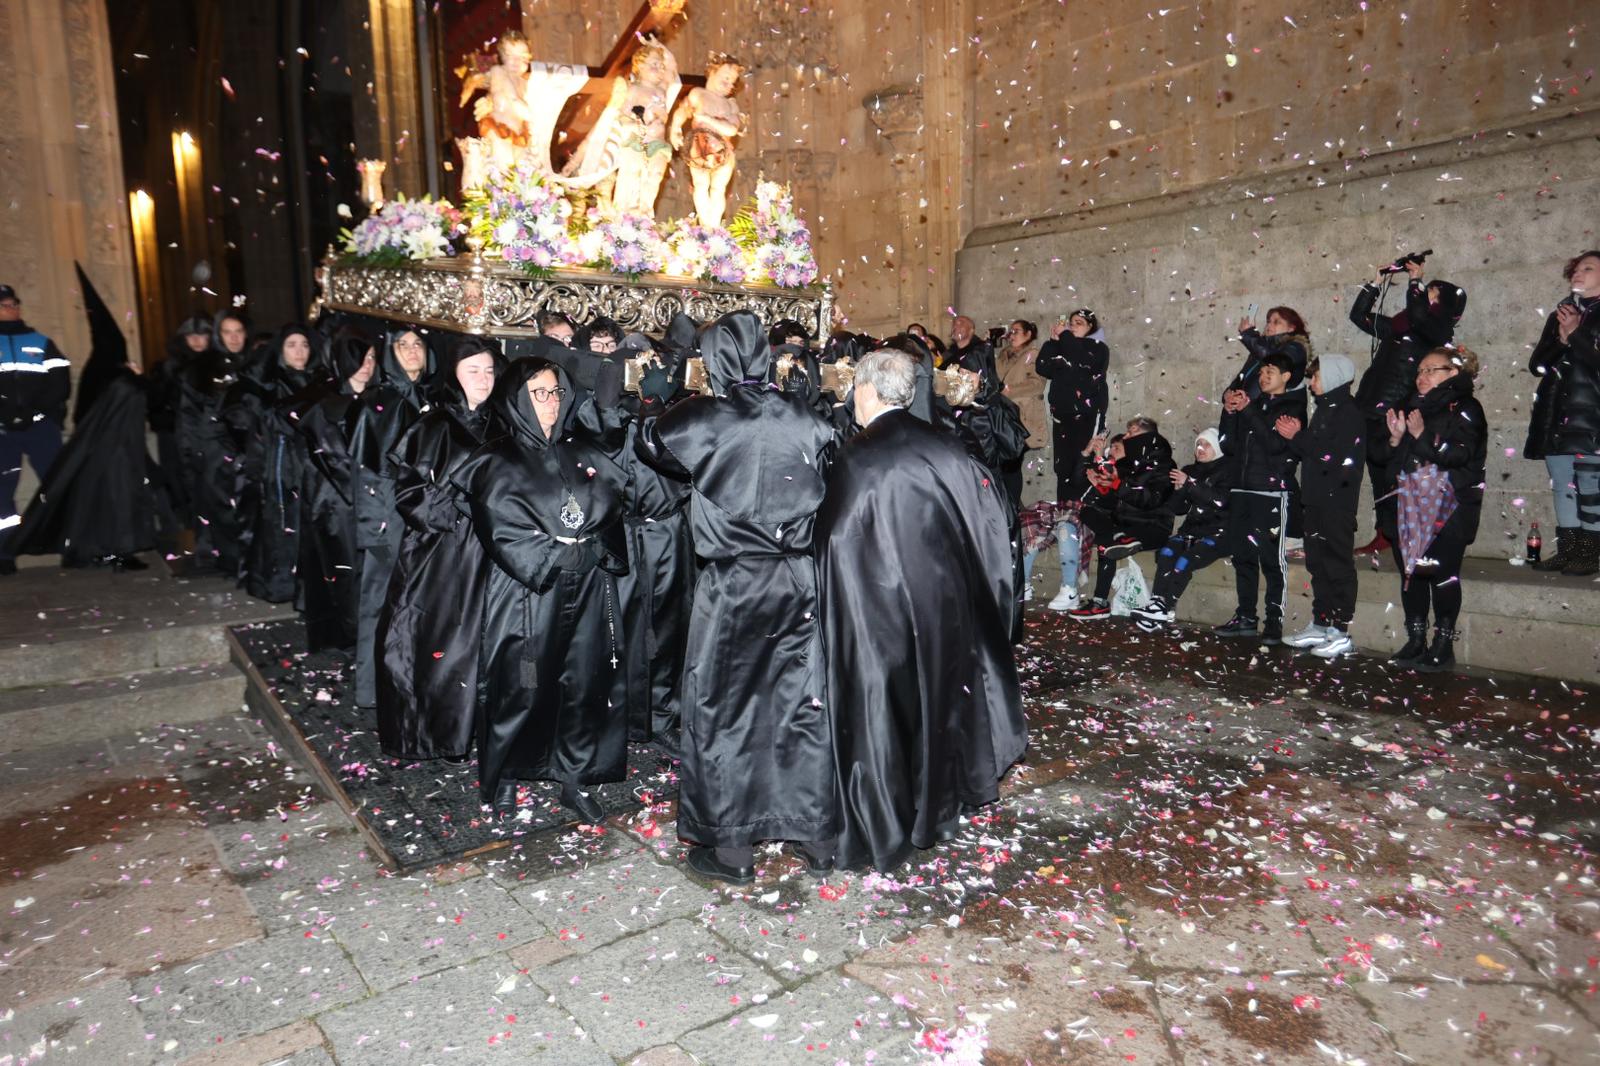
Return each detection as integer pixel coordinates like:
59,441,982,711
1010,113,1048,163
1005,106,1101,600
1397,463,1459,580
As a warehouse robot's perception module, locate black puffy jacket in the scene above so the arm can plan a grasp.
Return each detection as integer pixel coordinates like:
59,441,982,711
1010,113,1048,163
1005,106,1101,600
1288,382,1366,509
1351,280,1463,419
1103,431,1175,526
1035,333,1110,427
1233,389,1307,494
1387,372,1488,542
1218,329,1309,451
1524,296,1600,460
1167,454,1236,539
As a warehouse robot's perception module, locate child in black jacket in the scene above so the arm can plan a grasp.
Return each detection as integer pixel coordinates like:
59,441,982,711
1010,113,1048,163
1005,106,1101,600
1068,418,1176,619
1277,355,1367,657
1216,352,1307,643
1132,429,1236,628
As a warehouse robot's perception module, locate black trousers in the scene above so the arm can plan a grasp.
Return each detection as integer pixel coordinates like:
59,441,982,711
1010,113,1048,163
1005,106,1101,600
1151,531,1230,604
1229,490,1289,622
1392,516,1470,629
1080,508,1170,600
1365,417,1397,539
1052,415,1099,501
1304,502,1358,628
1001,456,1024,510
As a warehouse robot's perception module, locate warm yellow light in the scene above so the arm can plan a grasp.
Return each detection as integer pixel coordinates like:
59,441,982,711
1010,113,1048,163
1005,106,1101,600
131,188,154,214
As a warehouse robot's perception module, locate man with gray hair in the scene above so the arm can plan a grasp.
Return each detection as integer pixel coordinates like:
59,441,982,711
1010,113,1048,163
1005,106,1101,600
816,347,1027,871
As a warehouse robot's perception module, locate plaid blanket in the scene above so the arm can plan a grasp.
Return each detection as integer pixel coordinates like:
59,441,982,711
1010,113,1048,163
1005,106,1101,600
1020,499,1094,574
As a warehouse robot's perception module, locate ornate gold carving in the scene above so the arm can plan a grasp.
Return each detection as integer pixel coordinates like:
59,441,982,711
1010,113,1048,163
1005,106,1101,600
319,255,833,340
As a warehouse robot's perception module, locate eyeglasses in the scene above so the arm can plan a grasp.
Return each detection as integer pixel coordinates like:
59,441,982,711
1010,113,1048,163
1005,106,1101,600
529,387,567,402
1418,365,1454,376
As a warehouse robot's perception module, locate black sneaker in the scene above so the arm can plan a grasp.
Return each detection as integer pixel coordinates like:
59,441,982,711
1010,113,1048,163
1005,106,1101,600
1099,538,1142,561
1068,598,1112,620
1214,614,1258,638
1261,618,1284,645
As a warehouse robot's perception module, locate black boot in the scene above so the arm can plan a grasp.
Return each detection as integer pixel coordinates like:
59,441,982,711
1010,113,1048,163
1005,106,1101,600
1414,626,1457,673
1533,527,1577,571
1563,529,1599,577
1389,618,1429,663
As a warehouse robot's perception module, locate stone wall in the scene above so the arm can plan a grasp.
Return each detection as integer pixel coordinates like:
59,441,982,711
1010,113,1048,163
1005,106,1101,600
954,0,1599,555
0,0,140,372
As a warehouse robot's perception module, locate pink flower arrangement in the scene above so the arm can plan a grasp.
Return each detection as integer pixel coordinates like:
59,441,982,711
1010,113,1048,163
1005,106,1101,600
467,160,578,275
341,195,462,266
731,180,819,288
579,211,669,277
664,220,748,284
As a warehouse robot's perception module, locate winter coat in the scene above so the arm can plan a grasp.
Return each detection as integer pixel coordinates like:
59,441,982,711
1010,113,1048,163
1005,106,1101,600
1034,333,1109,432
1233,389,1308,495
1524,296,1600,460
1387,372,1488,542
1082,432,1176,530
994,344,1045,444
1287,382,1367,511
1351,280,1463,420
1217,329,1310,452
1167,454,1237,539
0,320,70,431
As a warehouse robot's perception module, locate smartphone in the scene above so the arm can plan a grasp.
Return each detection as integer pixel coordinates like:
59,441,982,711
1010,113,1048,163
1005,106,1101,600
1245,302,1259,322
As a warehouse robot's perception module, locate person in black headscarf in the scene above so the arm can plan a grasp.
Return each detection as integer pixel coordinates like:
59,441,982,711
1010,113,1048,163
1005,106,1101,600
224,325,329,602
293,329,377,652
346,325,437,708
454,357,629,821
147,316,212,535
819,348,1026,872
174,314,249,572
375,337,504,762
635,310,837,885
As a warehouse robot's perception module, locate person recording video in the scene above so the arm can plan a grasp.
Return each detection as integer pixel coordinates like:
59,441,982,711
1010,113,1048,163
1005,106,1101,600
1348,250,1467,555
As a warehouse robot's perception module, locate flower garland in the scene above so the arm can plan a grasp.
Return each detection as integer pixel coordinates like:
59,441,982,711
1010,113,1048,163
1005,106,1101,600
341,195,462,267
577,211,669,277
463,161,578,276
729,179,818,288
664,220,748,285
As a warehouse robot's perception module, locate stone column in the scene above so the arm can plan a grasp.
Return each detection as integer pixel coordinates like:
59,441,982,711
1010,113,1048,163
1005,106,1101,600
360,0,427,198
0,0,141,370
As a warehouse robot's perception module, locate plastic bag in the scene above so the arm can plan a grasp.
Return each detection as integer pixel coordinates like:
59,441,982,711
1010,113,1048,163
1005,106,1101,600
1108,558,1150,617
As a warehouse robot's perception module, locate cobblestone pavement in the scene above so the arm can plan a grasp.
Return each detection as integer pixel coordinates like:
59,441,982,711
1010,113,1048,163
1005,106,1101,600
4,601,1599,1065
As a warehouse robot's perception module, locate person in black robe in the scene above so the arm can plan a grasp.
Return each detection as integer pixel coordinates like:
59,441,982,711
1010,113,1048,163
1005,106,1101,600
346,325,437,708
635,310,837,885
173,318,248,572
818,348,1027,872
10,271,165,571
147,316,212,537
293,330,377,652
224,326,329,601
375,337,504,761
454,358,629,821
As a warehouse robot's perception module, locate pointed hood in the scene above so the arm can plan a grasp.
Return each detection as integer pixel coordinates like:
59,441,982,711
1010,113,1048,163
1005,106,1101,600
700,310,772,396
496,357,575,449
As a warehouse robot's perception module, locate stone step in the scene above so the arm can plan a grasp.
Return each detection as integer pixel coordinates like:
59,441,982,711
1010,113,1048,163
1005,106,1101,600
1030,551,1600,683
0,662,247,756
0,559,293,687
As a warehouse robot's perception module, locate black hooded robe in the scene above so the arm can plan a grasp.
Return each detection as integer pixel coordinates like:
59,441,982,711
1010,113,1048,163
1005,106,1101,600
820,409,1027,871
635,311,837,850
454,359,629,799
225,327,328,602
175,345,243,571
375,346,501,760
346,327,437,707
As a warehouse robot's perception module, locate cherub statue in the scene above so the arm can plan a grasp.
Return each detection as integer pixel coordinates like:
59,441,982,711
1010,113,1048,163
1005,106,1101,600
575,39,680,216
457,32,589,188
669,53,747,228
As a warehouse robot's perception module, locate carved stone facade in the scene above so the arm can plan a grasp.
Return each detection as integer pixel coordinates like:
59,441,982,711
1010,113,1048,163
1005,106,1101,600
0,0,139,369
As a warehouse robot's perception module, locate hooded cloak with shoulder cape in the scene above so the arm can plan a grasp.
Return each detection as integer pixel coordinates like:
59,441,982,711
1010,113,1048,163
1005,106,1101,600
820,407,1027,871
175,328,245,571
634,310,838,848
375,340,506,759
346,326,437,706
453,358,630,799
293,330,375,651
223,325,329,602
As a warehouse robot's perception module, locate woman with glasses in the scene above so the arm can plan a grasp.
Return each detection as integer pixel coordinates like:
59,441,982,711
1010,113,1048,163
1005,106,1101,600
454,358,629,822
1385,345,1487,672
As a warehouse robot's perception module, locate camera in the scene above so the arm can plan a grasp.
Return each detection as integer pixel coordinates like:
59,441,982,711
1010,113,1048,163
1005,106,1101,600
1379,249,1432,275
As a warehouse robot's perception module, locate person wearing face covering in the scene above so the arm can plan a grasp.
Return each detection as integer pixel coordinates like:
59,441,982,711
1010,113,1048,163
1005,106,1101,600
293,329,378,652
818,348,1026,872
375,338,505,762
1276,354,1367,659
454,358,629,821
346,325,437,708
635,310,838,885
224,325,329,602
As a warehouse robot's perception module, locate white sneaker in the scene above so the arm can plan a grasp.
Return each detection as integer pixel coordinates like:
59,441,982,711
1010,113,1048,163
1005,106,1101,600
1131,598,1174,623
1046,587,1079,612
1021,584,1033,603
1283,622,1333,648
1311,631,1355,658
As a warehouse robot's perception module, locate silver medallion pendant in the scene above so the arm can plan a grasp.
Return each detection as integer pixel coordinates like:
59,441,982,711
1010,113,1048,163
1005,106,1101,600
559,490,585,530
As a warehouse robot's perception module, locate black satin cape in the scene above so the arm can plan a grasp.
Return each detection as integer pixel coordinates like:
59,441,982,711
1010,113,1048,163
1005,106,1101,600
175,345,243,571
293,335,373,652
224,326,328,602
453,358,629,799
375,343,504,759
347,326,437,706
635,310,837,848
11,371,161,564
818,409,1028,872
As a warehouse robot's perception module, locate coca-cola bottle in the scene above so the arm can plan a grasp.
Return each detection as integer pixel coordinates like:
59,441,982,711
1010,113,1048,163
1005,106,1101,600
1527,522,1542,563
